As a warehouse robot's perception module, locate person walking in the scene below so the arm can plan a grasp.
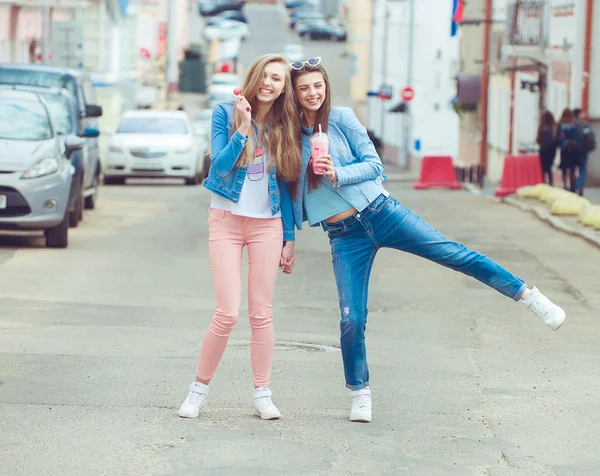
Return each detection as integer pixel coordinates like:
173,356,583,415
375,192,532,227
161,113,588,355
556,109,582,192
536,110,558,186
573,108,596,196
288,58,567,423
178,54,301,420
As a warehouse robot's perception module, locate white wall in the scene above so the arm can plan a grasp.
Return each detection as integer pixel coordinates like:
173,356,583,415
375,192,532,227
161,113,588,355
368,0,459,162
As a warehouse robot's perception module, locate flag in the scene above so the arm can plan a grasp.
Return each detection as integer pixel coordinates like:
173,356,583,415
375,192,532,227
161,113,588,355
451,0,464,36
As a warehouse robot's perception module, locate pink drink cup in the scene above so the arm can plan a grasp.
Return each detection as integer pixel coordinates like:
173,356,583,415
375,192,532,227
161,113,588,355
310,136,329,174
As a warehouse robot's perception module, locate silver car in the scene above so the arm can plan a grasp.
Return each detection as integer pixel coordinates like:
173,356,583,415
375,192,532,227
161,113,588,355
0,89,85,248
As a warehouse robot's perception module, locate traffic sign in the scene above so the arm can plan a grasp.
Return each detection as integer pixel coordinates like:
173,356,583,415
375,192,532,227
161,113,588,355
401,86,415,102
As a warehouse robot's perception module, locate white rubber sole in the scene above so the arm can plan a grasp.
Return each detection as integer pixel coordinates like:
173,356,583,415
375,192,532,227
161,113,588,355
254,409,281,420
350,413,372,423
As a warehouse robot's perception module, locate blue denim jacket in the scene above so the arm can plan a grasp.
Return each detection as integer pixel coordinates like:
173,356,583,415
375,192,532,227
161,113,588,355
203,102,295,241
291,107,387,231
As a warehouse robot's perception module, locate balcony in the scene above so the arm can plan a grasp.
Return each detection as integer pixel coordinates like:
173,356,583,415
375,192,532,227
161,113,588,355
504,1,550,63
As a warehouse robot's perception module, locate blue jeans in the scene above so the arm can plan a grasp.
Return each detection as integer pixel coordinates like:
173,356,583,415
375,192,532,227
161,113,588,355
326,194,527,390
576,154,588,191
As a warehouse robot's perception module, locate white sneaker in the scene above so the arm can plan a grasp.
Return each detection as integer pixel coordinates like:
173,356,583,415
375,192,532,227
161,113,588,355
349,387,372,422
520,286,566,331
252,387,281,420
178,382,209,418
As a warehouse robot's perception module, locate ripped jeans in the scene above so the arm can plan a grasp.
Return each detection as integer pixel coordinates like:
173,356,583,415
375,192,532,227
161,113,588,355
327,194,526,390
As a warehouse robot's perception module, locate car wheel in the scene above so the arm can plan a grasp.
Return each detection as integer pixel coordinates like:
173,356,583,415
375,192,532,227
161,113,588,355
69,190,84,228
45,211,69,248
104,176,126,185
85,169,100,209
185,172,201,186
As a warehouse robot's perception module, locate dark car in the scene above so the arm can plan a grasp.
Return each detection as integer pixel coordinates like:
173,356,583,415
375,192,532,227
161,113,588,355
199,0,245,16
0,64,103,209
206,8,248,23
285,0,319,9
290,10,324,29
1,85,101,227
300,19,347,41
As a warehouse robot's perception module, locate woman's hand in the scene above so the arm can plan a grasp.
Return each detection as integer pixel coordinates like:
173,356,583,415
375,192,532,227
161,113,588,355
280,241,295,275
235,95,252,127
313,155,337,183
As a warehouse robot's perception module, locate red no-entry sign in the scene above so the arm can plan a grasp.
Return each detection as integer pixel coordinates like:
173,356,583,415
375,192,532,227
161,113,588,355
401,86,415,102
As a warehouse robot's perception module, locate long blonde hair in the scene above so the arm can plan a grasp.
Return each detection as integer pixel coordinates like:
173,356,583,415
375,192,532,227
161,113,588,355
233,54,301,188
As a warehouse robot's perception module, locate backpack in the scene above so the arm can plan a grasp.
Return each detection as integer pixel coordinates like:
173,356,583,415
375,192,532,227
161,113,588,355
561,124,580,154
538,126,556,150
577,121,597,154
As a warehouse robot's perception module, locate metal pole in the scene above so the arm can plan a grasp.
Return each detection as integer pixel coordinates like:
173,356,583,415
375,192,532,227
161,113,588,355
479,0,492,188
379,1,388,140
582,0,594,117
166,0,178,104
402,0,415,169
42,5,51,63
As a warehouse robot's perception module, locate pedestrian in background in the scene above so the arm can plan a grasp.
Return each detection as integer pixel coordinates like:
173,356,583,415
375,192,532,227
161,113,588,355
573,108,597,196
178,54,301,421
536,110,558,186
289,58,566,424
556,108,582,192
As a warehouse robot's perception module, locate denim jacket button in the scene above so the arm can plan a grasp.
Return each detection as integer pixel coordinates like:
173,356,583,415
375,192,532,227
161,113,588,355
357,213,361,218
271,174,275,179
273,191,277,196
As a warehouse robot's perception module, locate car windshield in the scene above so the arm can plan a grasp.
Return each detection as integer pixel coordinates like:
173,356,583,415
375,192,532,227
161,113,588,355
117,116,189,134
0,69,78,98
0,98,52,141
41,94,73,134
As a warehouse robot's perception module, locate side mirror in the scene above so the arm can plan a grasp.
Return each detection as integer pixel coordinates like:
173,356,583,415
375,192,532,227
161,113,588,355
85,104,103,118
65,135,86,155
82,127,100,138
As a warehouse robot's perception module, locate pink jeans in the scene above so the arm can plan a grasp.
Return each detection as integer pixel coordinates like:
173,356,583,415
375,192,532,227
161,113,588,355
196,208,283,387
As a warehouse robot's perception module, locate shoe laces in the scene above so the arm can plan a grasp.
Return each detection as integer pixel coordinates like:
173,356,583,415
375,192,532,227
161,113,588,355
529,294,552,317
353,394,370,410
255,395,275,410
187,390,205,405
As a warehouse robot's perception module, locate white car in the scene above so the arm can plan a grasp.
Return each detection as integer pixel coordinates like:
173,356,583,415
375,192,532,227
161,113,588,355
283,44,305,63
103,110,205,185
209,73,241,87
203,20,250,42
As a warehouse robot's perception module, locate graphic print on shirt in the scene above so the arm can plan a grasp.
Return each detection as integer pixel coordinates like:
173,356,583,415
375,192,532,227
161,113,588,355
248,145,265,181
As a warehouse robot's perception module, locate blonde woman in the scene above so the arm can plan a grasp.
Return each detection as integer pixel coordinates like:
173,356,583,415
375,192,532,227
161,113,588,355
179,54,302,420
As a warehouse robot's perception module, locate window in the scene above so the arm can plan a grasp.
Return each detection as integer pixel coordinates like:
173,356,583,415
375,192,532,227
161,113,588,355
42,94,73,135
117,116,189,134
0,98,52,141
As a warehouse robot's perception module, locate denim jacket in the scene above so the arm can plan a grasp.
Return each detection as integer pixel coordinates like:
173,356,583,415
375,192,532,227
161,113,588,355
291,107,387,231
203,102,295,241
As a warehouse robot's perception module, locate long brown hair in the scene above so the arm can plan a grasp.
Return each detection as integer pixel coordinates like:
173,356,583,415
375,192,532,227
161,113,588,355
233,54,301,187
290,63,332,192
537,110,556,144
559,108,574,124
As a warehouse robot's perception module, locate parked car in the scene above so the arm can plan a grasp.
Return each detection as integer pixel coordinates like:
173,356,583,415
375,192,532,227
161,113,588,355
290,10,324,29
299,19,347,41
204,19,250,42
0,64,103,206
103,110,206,186
209,73,241,88
206,8,248,24
283,44,305,63
199,0,245,17
285,0,319,9
0,85,101,227
0,89,86,248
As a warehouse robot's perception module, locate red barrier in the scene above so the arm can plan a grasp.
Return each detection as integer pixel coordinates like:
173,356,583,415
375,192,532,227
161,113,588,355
494,154,543,197
413,155,462,190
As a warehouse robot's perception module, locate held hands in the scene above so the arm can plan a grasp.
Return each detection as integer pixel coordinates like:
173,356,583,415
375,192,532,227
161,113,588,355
312,155,337,183
279,241,295,275
235,95,252,125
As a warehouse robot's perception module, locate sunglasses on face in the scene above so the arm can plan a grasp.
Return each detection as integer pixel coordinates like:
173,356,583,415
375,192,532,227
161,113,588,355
290,57,322,71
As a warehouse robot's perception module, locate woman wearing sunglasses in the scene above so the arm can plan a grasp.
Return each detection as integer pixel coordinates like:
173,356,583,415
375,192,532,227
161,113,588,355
289,58,566,423
178,54,301,421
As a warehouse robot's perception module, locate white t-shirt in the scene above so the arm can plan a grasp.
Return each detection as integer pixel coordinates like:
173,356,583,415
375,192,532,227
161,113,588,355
210,146,281,219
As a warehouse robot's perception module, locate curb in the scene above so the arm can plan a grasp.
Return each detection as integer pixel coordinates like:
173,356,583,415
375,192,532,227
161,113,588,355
462,183,600,249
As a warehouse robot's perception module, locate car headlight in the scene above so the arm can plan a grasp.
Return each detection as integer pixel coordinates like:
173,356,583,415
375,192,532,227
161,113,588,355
21,157,60,179
176,146,192,154
108,145,123,153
